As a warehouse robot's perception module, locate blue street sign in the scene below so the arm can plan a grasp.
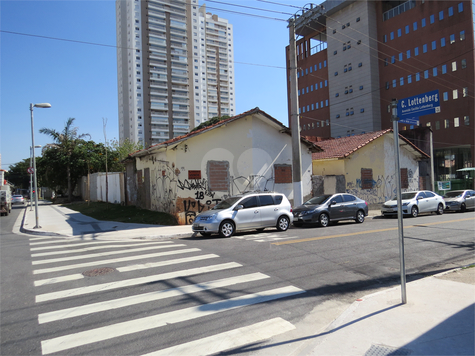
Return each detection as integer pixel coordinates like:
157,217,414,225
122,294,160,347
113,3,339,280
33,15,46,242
397,90,440,124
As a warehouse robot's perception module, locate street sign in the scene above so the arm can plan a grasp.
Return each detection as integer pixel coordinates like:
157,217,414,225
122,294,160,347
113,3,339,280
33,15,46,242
27,167,34,174
397,90,440,124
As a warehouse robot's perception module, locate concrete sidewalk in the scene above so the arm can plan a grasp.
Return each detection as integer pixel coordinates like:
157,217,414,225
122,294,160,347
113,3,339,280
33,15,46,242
20,201,193,240
18,201,475,356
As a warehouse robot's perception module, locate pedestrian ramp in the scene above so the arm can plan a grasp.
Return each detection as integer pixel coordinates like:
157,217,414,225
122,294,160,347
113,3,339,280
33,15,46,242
28,236,305,355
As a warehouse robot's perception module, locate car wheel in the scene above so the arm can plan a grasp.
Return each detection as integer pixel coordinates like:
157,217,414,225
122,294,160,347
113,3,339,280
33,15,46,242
200,232,212,237
410,206,418,218
219,220,235,238
319,213,329,227
293,222,303,227
355,210,365,223
276,216,290,231
460,203,466,213
436,203,444,215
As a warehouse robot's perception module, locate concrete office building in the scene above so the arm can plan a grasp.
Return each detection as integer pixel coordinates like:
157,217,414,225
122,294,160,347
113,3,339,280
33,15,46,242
116,0,235,147
287,0,474,189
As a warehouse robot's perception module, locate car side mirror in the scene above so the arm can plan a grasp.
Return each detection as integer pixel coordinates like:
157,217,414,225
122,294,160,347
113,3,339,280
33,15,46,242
417,196,423,200
331,201,337,205
234,204,244,211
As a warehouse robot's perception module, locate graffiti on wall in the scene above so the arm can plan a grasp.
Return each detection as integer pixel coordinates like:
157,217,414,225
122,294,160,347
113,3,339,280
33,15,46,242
346,171,416,204
231,175,274,194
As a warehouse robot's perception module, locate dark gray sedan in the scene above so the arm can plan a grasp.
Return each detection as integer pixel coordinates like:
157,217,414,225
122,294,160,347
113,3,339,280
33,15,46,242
293,193,368,227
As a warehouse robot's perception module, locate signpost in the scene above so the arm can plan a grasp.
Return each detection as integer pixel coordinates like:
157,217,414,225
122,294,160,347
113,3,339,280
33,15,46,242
397,90,440,125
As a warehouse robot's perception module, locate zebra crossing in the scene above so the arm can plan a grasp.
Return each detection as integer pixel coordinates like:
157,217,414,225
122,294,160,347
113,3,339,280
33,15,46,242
233,231,301,243
29,236,305,355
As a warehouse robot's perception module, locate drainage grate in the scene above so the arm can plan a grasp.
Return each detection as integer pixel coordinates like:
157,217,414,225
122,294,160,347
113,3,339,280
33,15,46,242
365,344,412,356
82,267,117,277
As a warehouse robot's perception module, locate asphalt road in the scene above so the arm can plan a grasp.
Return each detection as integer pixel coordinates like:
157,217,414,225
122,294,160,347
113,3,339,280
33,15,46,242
1,207,473,356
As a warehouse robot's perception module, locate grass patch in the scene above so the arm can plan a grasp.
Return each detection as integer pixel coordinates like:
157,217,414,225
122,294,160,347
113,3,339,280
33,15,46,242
63,202,178,226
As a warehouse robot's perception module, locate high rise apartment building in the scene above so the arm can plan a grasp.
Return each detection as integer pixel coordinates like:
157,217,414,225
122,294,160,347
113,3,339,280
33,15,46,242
116,0,235,147
287,0,474,186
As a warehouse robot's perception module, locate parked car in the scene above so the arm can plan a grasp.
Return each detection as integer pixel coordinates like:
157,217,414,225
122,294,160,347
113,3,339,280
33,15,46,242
192,191,293,237
11,195,25,205
443,190,475,212
293,193,368,227
381,190,445,217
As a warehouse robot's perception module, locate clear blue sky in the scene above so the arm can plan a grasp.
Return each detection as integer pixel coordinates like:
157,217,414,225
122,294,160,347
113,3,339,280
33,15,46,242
1,0,312,170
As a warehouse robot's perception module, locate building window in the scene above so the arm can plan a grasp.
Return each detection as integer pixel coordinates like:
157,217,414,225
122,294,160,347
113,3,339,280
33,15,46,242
430,14,435,24
401,168,409,189
441,37,446,47
400,77,404,86
391,56,396,64
439,10,444,20
453,89,458,99
359,85,364,90
443,92,448,101
460,31,465,41
433,67,437,77
435,121,440,130
390,32,394,40
334,72,338,76
463,87,468,97
399,53,403,61
416,73,420,81
421,18,426,27
444,119,450,128
458,2,463,12
464,116,469,125
356,17,360,22
448,7,454,16
335,93,339,97
414,47,419,56
360,108,365,113
333,29,337,34
406,50,411,58
423,44,427,53
385,82,390,90
407,74,412,84
392,79,397,88
397,28,402,37
405,25,409,34
452,61,457,71
383,34,387,43
450,34,455,44
361,169,373,189
358,62,362,67
461,59,467,69
442,64,447,74
413,22,417,31
432,41,436,50
336,114,340,118
424,70,429,79
454,117,460,127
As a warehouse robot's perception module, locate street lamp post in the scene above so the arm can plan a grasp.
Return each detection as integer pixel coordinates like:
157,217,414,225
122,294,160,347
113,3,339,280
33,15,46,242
30,103,51,228
29,145,41,211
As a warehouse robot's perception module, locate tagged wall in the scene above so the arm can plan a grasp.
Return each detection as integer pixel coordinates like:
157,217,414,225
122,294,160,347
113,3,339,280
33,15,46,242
134,113,314,224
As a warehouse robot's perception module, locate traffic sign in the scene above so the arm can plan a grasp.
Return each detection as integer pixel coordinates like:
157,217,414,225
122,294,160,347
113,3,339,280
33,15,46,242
397,90,440,124
27,167,34,174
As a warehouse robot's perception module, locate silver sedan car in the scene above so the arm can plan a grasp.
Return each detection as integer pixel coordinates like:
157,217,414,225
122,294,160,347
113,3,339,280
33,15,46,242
381,190,445,217
443,190,475,212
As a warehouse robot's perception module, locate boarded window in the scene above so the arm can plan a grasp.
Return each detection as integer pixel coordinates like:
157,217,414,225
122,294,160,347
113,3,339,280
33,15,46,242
274,164,292,184
401,168,409,189
361,168,373,189
188,170,201,180
207,161,229,192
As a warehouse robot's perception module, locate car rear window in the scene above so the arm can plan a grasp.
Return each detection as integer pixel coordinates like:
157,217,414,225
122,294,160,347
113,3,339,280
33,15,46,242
343,194,356,202
424,191,435,198
259,195,275,206
273,195,284,204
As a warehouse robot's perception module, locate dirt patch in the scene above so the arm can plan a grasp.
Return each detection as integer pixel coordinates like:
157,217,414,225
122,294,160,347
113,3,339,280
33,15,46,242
435,266,475,285
82,267,117,277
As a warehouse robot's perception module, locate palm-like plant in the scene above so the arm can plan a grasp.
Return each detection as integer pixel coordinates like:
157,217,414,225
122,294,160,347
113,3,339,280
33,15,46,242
39,118,90,202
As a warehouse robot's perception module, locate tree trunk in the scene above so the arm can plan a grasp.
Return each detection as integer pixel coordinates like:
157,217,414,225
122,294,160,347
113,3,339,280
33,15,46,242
67,164,72,203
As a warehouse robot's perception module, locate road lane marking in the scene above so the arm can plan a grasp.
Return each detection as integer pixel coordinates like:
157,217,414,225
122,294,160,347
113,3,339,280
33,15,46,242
38,273,270,324
142,317,295,356
33,254,220,287
31,242,171,257
273,217,475,245
35,262,242,303
32,248,201,275
30,240,172,251
32,244,187,265
40,286,304,355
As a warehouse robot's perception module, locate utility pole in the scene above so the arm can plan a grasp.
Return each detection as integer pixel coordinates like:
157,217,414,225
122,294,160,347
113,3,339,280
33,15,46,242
391,99,407,304
289,18,303,207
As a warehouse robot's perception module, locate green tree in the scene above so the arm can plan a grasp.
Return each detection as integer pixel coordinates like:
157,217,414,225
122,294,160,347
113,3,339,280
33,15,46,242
191,115,230,132
110,138,144,166
5,158,31,190
39,118,90,202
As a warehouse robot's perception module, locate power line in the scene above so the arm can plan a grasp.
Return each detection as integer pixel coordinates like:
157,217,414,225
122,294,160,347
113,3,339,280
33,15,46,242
204,0,294,16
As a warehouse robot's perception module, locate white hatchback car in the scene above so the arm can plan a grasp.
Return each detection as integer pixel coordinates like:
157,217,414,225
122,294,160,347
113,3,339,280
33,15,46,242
192,191,293,237
381,190,445,217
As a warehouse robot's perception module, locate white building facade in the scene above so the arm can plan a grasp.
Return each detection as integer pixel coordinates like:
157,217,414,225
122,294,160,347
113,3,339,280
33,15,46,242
116,0,235,147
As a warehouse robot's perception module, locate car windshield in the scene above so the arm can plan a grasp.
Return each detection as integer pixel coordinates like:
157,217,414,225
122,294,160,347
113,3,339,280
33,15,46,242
211,197,241,210
394,192,417,200
444,191,463,198
304,195,332,205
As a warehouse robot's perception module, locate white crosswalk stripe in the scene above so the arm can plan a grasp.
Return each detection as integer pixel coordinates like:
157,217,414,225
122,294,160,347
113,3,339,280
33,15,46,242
30,237,303,355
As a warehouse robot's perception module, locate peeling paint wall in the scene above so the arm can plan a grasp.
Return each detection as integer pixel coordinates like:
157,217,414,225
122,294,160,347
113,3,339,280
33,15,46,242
134,113,314,224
